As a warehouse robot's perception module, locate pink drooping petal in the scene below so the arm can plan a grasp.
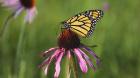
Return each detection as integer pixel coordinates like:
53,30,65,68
43,57,51,75
67,50,71,59
25,7,37,23
40,49,61,75
0,0,19,7
54,52,64,78
39,58,50,68
82,46,100,66
14,6,23,18
0,0,22,11
77,48,96,71
41,47,58,57
74,48,88,73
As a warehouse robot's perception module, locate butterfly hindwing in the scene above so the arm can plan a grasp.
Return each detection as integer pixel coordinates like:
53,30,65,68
63,9,103,37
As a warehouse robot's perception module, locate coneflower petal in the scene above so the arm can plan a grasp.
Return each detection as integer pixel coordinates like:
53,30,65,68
14,6,23,18
67,50,71,59
39,56,52,68
40,49,61,75
25,7,37,23
54,52,64,78
0,0,18,6
41,47,58,57
44,57,51,75
82,46,100,66
77,48,96,71
74,49,88,73
1,0,37,23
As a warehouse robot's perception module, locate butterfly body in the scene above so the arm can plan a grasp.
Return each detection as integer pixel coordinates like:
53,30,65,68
62,9,103,37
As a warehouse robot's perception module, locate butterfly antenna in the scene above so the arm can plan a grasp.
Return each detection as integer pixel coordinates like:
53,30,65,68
0,11,15,37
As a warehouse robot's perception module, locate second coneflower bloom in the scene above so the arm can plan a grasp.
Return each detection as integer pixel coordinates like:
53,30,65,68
39,29,100,78
0,0,37,23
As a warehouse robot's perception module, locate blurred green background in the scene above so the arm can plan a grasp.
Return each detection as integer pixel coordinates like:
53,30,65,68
0,0,140,78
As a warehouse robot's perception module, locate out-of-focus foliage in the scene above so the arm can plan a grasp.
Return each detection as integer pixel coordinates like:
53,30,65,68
0,0,140,78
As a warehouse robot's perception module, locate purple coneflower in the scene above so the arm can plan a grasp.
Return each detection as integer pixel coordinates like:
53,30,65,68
0,0,37,23
39,29,100,78
103,2,110,11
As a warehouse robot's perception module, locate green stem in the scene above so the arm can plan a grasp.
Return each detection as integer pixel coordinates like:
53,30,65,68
70,52,78,78
15,22,26,78
16,22,26,59
0,12,15,37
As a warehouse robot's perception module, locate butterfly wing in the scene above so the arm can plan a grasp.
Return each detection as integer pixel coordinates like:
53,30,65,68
85,10,104,36
86,10,103,20
63,9,103,37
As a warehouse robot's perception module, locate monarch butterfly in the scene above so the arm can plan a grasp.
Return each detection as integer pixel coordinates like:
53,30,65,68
61,9,103,37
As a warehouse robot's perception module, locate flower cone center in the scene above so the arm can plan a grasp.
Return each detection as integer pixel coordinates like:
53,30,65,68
58,29,80,50
20,0,35,8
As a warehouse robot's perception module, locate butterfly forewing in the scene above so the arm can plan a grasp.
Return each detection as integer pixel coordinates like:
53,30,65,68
63,9,103,37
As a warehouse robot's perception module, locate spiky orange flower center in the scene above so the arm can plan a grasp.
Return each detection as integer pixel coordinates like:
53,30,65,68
58,29,80,50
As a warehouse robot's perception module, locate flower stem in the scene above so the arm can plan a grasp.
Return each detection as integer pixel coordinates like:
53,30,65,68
0,12,15,37
16,22,26,60
70,52,79,78
15,22,26,78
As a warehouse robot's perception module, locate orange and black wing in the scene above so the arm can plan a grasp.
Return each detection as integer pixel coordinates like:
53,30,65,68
62,9,103,37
